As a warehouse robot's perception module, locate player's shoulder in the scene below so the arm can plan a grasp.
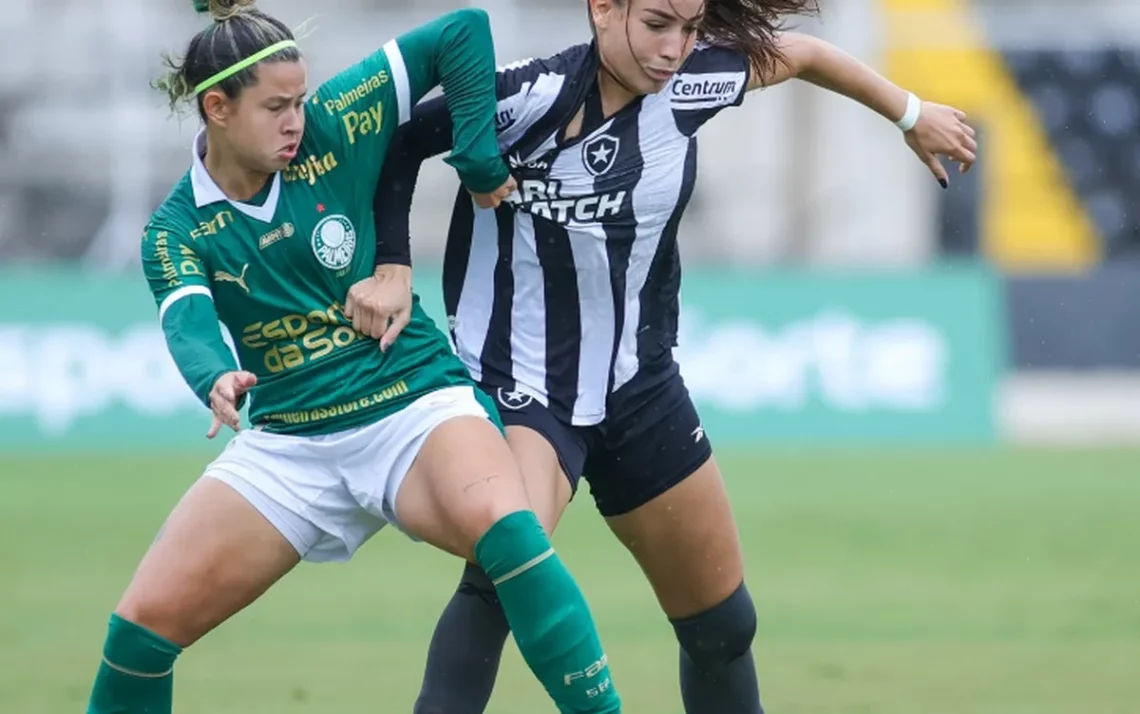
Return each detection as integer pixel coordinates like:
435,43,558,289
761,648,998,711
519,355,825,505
300,100,346,156
307,62,390,122
537,42,592,75
680,41,751,74
667,41,751,108
147,172,201,238
493,46,591,147
664,42,751,135
498,43,591,86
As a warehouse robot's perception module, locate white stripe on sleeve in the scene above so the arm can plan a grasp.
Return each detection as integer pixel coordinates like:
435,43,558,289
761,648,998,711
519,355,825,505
158,285,213,324
383,39,412,126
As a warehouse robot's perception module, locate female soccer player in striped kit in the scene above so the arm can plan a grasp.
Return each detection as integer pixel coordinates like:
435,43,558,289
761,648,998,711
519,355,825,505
353,1,977,712
83,1,624,712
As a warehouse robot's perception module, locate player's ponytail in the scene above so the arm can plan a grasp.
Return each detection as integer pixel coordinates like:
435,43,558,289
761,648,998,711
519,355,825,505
155,0,301,119
195,0,259,22
701,0,820,84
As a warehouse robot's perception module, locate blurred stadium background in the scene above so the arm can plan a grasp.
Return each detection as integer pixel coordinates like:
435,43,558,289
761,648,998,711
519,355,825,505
1,1,1137,712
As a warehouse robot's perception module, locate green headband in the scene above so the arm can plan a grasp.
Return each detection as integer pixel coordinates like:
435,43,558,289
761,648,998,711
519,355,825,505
194,39,298,95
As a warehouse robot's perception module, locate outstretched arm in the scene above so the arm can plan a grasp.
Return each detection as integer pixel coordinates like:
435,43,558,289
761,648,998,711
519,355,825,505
751,32,977,186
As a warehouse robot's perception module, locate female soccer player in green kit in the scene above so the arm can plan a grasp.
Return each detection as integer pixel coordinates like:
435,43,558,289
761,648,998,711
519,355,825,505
83,2,623,713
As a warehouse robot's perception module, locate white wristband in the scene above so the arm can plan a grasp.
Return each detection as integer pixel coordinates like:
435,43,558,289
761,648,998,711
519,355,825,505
894,92,921,132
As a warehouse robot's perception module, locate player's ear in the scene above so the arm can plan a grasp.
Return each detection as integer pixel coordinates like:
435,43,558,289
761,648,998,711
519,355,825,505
201,88,232,128
590,0,618,30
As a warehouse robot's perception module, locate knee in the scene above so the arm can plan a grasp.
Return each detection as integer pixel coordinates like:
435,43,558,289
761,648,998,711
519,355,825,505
115,593,203,649
451,502,527,561
671,582,757,669
449,477,533,560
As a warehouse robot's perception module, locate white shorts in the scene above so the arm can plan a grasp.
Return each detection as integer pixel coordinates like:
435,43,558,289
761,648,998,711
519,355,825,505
203,385,491,563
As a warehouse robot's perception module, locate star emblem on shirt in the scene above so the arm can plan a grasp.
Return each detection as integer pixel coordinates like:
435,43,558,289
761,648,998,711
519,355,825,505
590,143,612,166
582,134,620,176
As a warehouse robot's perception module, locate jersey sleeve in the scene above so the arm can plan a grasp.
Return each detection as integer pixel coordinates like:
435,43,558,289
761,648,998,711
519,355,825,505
306,8,508,193
372,51,576,267
141,223,212,320
491,55,569,154
377,51,574,170
141,223,237,407
669,43,752,136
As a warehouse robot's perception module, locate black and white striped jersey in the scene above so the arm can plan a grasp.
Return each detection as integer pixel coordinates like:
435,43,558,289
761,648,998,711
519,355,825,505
375,41,751,426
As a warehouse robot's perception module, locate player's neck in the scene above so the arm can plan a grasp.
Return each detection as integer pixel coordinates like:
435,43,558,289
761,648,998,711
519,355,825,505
202,141,273,203
596,66,640,117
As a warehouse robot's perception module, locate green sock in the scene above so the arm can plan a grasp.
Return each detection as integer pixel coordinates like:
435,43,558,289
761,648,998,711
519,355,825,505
475,511,622,714
87,613,182,714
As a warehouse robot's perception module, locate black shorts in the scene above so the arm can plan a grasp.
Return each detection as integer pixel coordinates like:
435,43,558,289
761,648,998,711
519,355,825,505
481,364,712,517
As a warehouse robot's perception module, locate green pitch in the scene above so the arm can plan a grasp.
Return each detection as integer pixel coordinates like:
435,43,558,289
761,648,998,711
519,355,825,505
2,449,1137,714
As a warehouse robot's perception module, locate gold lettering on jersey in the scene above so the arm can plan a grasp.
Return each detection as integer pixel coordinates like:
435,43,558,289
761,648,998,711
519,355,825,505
214,264,250,294
178,243,204,277
322,69,390,116
152,230,204,282
151,231,180,288
266,380,410,426
342,101,384,145
258,222,296,250
189,209,235,240
282,152,340,186
240,302,364,375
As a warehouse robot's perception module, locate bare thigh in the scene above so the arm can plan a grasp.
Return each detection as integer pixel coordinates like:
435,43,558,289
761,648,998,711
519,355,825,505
395,416,538,560
505,424,573,536
115,477,300,647
604,456,744,618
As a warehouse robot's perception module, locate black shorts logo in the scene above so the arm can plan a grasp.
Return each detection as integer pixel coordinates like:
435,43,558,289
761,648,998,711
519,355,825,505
497,387,535,411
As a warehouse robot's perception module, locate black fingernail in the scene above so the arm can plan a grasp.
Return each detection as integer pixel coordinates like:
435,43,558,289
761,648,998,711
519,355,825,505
938,178,948,189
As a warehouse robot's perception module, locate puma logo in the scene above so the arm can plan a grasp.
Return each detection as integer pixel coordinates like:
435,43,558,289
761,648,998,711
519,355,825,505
214,264,250,293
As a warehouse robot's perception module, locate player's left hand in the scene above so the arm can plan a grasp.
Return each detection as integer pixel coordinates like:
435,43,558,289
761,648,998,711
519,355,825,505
905,102,977,188
345,264,413,352
207,370,257,439
470,175,518,209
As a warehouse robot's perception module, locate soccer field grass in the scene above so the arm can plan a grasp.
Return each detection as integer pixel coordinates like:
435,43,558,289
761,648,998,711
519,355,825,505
2,449,1137,714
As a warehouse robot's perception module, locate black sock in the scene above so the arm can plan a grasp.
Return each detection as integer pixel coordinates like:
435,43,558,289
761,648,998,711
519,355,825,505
413,562,511,714
673,582,764,714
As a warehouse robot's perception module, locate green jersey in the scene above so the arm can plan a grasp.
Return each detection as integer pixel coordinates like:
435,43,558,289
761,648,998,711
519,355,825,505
141,9,508,436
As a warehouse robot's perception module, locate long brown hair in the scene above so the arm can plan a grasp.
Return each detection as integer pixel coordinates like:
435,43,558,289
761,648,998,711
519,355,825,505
700,0,820,83
595,0,821,85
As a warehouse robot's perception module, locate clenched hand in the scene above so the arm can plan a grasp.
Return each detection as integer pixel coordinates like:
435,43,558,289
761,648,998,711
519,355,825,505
345,264,413,352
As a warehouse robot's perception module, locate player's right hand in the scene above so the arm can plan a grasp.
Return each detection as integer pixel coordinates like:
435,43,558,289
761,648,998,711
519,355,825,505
207,371,257,439
470,175,518,209
345,264,413,352
904,101,978,187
